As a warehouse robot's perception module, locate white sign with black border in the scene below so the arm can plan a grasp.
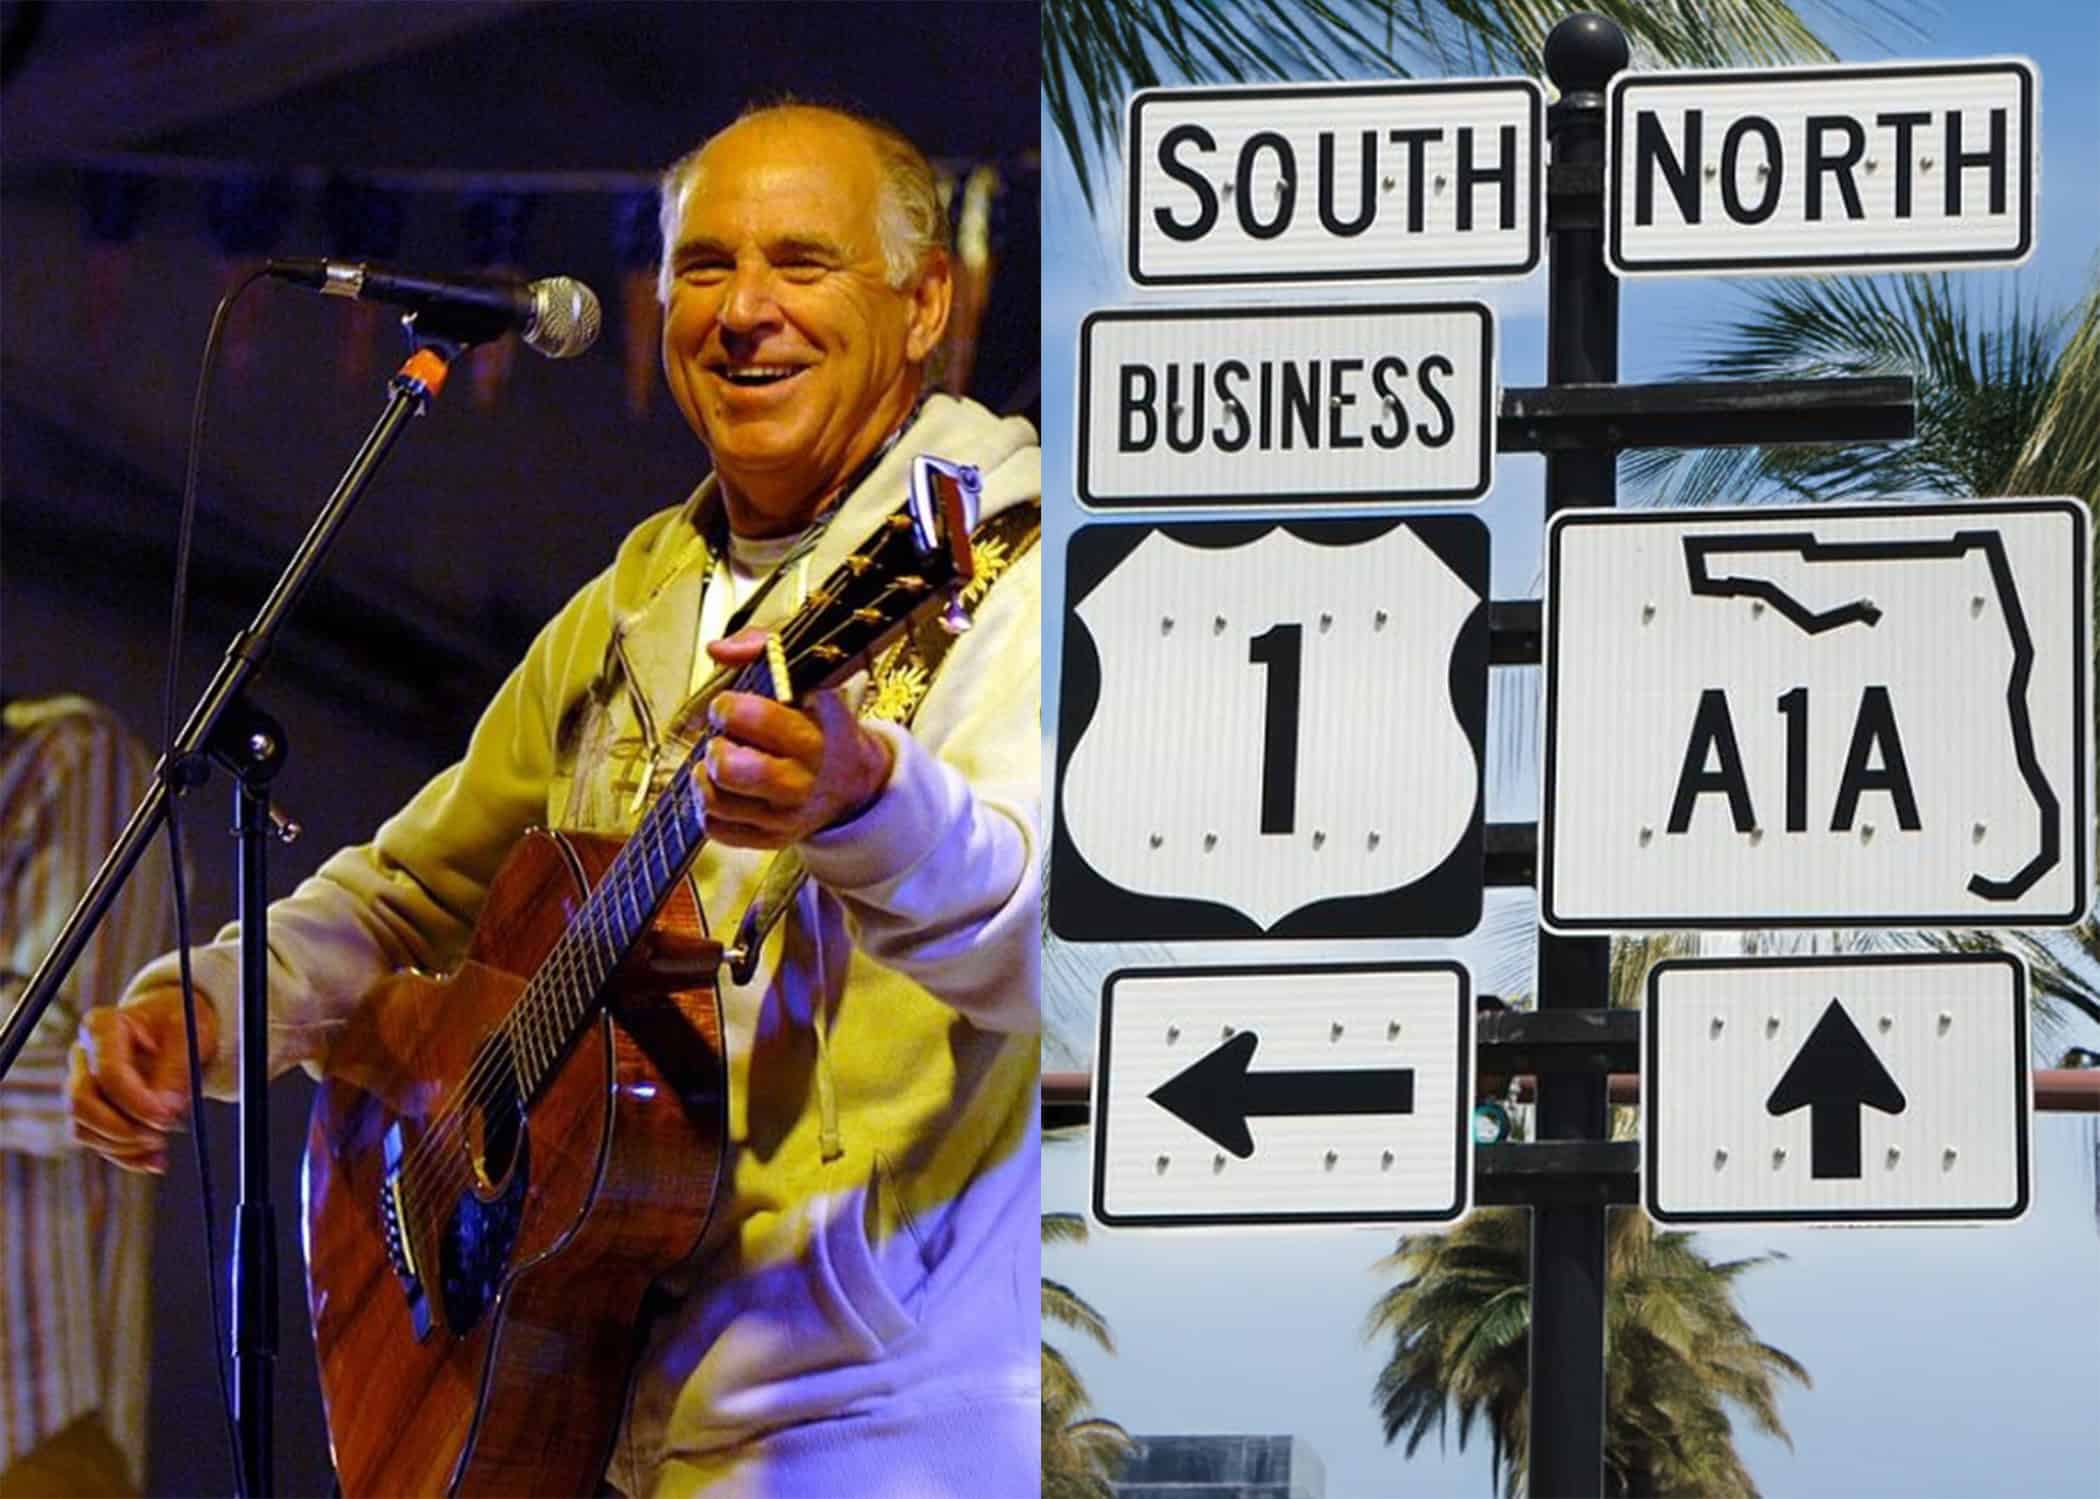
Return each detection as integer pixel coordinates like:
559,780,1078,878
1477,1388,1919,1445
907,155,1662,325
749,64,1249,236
1645,952,2030,1226
1053,515,1488,942
1607,58,2037,276
1127,78,1543,286
1077,303,1495,510
1093,962,1473,1228
1542,498,2090,931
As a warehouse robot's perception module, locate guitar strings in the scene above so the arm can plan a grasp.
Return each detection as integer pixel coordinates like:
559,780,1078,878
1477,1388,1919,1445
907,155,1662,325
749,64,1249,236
391,589,898,1236
388,568,927,1241
388,698,731,1233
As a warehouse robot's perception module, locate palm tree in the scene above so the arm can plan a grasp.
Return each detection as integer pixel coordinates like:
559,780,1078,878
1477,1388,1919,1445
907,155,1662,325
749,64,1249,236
1042,1211,1135,1499
1368,1207,1809,1498
1043,0,1901,207
1366,939,1808,1497
1625,272,2100,1036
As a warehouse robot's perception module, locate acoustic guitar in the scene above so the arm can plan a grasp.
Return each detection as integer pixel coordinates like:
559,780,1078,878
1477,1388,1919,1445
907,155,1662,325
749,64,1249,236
300,456,984,1496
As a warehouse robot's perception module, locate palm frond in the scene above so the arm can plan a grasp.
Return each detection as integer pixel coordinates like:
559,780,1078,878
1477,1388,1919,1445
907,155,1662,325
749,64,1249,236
2003,281,2100,504
1042,0,1894,208
1626,275,2073,508
1040,1210,1128,1491
1043,1210,1090,1247
1044,1276,1118,1350
1934,929,2100,1037
1370,1205,1807,1493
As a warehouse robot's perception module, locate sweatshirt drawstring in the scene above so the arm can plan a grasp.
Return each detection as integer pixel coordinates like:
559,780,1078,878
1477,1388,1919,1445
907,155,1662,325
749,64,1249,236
786,547,841,1160
808,888,844,1162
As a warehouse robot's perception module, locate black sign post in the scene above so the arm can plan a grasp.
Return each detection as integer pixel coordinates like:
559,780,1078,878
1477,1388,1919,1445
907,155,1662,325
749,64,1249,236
1530,18,1622,1496
1512,15,1927,1495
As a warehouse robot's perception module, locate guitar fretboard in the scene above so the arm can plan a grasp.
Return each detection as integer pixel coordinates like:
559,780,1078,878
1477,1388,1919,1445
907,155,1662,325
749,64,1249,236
481,504,960,1103
498,648,771,1098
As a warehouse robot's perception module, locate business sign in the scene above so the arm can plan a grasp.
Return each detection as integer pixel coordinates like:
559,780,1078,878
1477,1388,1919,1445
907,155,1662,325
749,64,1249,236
1093,963,1473,1228
1127,78,1543,286
1053,516,1487,941
1077,304,1495,509
1644,952,2030,1225
1541,499,2090,931
1607,58,2036,275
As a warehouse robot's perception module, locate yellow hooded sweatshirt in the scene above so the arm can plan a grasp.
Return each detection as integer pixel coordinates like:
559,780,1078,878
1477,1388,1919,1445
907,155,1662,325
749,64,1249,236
123,395,1043,1496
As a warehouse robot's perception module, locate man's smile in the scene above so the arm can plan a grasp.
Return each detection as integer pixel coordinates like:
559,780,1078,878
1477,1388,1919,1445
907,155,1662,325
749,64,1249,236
717,364,808,387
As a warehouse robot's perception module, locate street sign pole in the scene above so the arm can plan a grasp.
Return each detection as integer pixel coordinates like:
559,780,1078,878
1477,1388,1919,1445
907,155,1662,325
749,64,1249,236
1530,14,1623,1498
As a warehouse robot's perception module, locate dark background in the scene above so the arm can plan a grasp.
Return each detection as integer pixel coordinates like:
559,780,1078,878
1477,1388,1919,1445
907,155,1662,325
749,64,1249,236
0,3,1039,1492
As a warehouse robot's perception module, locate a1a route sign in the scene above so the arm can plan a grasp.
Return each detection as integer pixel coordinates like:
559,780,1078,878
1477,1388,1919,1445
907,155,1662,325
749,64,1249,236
1644,952,2030,1225
1608,58,2036,276
1053,516,1488,941
1127,78,1543,286
1542,499,2090,931
1077,303,1496,509
1093,963,1473,1228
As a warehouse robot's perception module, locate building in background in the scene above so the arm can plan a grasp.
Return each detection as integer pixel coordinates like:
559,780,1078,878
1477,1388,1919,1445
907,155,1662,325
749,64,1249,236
1112,1434,1326,1499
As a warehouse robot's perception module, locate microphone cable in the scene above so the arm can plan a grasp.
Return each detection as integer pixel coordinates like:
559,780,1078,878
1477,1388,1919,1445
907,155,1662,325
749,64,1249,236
162,263,272,1499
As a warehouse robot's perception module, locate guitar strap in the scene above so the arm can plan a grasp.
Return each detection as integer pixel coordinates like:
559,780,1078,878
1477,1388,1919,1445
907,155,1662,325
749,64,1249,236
724,498,1042,984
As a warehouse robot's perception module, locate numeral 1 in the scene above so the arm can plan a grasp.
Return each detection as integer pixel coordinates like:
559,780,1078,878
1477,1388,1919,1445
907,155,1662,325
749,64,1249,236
1248,623,1303,835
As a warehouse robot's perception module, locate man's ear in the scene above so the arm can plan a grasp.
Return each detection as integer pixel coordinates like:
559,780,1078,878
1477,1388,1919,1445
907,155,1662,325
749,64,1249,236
904,250,953,363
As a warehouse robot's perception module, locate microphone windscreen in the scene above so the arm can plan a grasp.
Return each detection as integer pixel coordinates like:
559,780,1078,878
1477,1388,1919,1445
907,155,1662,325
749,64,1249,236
526,277,603,359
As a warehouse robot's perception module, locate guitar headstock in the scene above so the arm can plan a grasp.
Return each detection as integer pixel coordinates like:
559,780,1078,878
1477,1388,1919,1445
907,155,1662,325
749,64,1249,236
771,455,983,697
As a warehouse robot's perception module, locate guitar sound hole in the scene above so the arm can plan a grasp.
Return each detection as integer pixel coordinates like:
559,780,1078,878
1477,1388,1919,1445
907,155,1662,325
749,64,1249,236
467,1054,524,1198
438,1042,531,1336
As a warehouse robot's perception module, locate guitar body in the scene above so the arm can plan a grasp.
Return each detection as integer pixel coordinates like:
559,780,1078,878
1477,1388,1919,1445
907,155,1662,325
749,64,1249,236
303,830,726,1497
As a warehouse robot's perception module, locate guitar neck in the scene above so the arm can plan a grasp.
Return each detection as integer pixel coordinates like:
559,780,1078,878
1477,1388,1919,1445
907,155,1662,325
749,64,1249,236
497,473,979,1099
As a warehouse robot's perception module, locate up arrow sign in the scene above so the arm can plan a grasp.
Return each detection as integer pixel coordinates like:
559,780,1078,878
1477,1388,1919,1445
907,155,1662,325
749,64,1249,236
1644,953,2028,1226
1764,999,1908,1179
1148,1029,1416,1159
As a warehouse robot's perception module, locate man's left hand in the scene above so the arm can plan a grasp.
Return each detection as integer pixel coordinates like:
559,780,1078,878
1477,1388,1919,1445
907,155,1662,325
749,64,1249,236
697,628,894,848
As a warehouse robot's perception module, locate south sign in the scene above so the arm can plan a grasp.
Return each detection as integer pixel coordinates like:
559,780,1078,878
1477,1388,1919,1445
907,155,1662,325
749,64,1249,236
1127,78,1543,286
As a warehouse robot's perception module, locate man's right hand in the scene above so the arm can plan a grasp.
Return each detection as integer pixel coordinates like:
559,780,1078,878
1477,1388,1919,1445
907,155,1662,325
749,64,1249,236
68,986,218,1174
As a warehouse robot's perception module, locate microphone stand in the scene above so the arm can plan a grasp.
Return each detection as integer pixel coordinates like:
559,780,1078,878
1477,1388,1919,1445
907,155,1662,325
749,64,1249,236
0,318,480,1498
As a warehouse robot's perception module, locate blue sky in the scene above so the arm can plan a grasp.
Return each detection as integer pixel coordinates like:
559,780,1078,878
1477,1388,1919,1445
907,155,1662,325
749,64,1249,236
1041,3,2100,1496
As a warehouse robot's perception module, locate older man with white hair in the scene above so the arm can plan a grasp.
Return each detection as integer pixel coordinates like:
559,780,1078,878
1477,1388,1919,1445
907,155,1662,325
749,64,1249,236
71,102,1042,1497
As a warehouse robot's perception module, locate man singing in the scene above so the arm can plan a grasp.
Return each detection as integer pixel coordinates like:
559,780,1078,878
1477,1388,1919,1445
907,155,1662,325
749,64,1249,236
68,103,1040,1497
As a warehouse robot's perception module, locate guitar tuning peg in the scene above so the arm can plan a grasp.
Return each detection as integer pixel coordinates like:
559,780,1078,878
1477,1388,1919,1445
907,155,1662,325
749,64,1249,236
939,589,971,636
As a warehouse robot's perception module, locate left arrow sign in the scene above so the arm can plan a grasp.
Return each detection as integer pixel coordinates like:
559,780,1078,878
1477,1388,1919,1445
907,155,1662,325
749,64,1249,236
1148,1030,1417,1159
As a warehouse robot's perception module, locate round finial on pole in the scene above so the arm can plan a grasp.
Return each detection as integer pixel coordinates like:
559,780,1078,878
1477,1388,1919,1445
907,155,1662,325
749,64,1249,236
1543,12,1630,94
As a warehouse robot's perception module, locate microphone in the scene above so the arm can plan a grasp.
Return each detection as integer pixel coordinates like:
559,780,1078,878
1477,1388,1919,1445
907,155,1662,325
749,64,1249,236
263,258,603,358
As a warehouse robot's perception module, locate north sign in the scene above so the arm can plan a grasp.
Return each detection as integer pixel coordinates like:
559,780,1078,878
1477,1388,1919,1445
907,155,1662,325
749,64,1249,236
1093,963,1473,1228
1644,952,2030,1225
1608,59,2036,276
1077,304,1495,509
1053,516,1488,941
1127,79,1543,286
1542,499,2090,931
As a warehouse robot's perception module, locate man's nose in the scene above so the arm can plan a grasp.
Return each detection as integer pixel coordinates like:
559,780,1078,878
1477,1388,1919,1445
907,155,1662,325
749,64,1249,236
718,260,778,332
